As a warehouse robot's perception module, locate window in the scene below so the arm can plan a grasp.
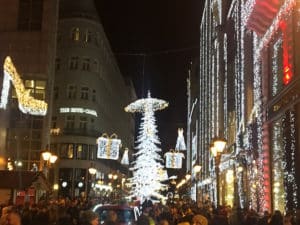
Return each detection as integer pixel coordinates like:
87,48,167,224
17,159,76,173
65,115,75,129
69,57,79,70
82,58,90,71
89,145,96,160
25,80,46,100
95,32,101,46
80,87,89,100
67,85,76,99
90,118,95,131
55,58,61,71
79,116,87,130
60,144,74,159
71,28,80,41
32,118,43,129
85,30,92,43
93,59,99,72
76,144,88,160
54,86,59,100
18,0,43,31
92,89,96,102
52,116,57,129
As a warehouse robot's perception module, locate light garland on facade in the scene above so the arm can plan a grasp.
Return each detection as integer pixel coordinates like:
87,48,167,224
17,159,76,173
271,121,285,212
272,39,283,96
282,110,298,213
0,56,48,115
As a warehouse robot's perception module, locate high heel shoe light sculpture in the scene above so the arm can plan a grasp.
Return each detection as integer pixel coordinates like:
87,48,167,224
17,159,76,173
0,56,48,116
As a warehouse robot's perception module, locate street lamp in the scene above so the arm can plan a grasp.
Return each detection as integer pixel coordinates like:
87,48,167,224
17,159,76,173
193,164,201,203
210,137,226,206
41,151,58,177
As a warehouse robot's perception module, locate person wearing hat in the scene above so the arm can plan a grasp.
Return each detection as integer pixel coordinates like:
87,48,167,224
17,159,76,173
79,210,99,225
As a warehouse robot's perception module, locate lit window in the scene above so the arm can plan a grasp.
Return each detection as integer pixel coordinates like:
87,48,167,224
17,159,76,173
24,79,46,100
85,30,92,43
71,28,80,41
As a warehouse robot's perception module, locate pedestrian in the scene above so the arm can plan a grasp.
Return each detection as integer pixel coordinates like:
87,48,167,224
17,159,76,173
192,214,208,225
158,219,169,225
79,210,99,225
7,210,21,225
269,210,283,225
283,211,294,225
104,210,117,225
137,199,155,225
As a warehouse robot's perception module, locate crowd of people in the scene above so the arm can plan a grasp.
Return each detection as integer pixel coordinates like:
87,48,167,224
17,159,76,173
136,199,299,225
0,197,299,225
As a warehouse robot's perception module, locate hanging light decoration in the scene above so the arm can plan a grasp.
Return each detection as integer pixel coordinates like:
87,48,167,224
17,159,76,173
164,150,185,169
0,56,48,116
96,133,121,160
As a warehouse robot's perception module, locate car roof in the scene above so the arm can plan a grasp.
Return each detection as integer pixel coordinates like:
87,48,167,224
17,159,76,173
93,204,135,211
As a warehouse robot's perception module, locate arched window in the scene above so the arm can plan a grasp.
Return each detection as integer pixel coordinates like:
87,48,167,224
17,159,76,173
85,30,92,43
71,28,80,41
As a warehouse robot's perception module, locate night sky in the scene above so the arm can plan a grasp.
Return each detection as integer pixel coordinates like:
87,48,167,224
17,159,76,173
96,1,203,153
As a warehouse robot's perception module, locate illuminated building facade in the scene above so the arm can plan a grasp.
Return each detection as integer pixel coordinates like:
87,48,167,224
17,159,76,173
0,0,59,171
196,0,300,214
51,0,136,197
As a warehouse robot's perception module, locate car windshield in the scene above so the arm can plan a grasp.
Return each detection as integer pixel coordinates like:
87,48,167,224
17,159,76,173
98,209,134,223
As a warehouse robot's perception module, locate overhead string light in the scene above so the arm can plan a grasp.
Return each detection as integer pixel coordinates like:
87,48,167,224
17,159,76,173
0,56,48,116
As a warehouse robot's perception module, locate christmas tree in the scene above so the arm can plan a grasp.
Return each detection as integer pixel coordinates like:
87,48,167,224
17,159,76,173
125,91,168,201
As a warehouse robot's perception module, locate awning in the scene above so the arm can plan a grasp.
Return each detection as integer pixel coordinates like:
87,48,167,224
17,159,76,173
0,171,51,191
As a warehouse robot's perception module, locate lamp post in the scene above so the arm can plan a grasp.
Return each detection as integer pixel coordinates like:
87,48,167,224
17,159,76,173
210,137,226,207
41,151,58,179
193,164,201,204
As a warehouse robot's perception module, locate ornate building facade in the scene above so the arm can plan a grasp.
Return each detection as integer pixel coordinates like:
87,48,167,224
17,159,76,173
195,0,300,214
51,0,136,197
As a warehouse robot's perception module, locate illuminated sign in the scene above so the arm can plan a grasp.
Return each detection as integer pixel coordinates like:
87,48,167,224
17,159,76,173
59,107,98,117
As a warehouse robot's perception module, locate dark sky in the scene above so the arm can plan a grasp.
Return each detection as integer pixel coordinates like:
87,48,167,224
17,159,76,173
96,1,203,152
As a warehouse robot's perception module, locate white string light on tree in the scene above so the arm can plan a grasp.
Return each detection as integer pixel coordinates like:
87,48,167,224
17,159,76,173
125,91,168,201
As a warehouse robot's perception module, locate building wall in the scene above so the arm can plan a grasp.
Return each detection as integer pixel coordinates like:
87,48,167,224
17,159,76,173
51,0,136,196
0,0,59,170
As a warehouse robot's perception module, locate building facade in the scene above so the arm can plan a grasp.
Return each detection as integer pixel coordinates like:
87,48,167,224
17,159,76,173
195,0,300,214
0,0,59,171
0,0,59,202
51,0,136,197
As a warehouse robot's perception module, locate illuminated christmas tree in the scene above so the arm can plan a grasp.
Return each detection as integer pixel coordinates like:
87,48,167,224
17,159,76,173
125,91,168,201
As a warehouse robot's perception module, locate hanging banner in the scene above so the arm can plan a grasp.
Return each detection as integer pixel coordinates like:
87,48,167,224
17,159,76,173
164,150,185,169
97,133,121,160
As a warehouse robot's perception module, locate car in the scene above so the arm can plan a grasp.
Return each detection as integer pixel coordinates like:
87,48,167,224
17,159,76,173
92,204,140,225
